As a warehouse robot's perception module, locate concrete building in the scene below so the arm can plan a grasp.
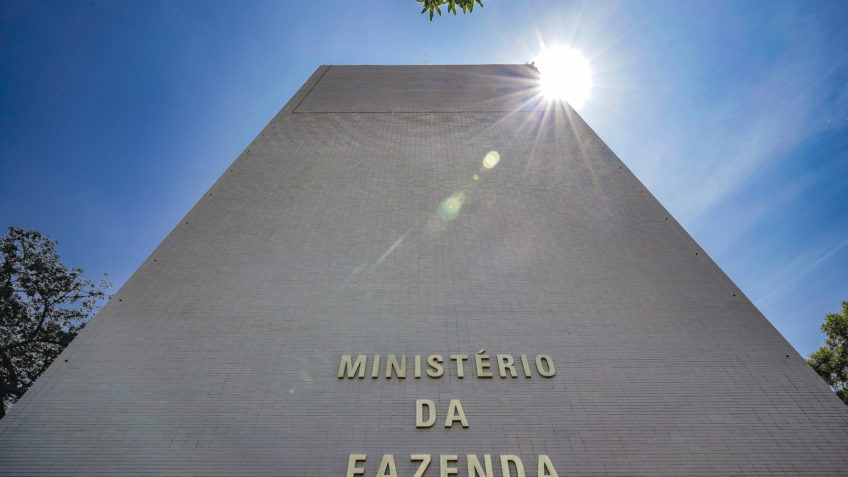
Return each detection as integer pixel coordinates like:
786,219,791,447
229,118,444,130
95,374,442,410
1,65,846,476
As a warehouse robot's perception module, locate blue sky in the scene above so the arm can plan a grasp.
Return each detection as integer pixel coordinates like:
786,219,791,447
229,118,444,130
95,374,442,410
1,0,846,356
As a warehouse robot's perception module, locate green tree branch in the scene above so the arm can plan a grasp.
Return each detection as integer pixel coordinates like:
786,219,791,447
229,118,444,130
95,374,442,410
0,227,110,418
416,0,484,21
808,300,848,405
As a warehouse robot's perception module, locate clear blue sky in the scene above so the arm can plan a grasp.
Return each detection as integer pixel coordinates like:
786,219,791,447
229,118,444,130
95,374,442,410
1,0,846,356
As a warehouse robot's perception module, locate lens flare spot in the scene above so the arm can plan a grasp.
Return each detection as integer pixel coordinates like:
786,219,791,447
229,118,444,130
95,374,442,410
472,174,479,181
482,151,500,169
438,191,467,222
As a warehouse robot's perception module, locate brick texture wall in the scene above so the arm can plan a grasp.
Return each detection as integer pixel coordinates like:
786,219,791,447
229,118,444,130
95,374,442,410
1,65,846,476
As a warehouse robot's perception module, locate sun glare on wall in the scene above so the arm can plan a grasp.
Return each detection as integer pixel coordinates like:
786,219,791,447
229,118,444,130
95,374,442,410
534,45,593,107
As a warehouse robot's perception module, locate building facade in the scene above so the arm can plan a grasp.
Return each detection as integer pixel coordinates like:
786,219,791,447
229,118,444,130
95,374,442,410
1,65,846,476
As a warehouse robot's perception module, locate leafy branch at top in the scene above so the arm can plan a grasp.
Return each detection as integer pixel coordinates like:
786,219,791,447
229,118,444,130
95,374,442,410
417,0,484,21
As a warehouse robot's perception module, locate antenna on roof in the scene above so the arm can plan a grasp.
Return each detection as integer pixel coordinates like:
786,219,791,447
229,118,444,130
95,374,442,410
425,53,428,65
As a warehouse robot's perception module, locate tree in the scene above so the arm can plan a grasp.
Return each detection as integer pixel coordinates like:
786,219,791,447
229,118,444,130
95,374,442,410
807,300,848,405
417,0,483,21
0,227,109,418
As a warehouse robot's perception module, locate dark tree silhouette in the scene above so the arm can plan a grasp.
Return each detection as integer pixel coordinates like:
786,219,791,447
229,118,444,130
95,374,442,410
0,227,109,418
808,301,848,405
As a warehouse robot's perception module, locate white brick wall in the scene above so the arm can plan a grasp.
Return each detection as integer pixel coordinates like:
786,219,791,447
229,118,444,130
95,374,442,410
1,65,846,476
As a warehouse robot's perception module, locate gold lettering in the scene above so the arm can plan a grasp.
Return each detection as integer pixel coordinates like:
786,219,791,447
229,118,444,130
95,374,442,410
519,354,532,378
377,455,398,477
416,399,436,428
385,355,406,379
496,354,517,378
537,455,558,477
444,399,469,428
450,354,468,378
440,455,459,477
338,355,367,379
411,454,431,477
337,352,554,379
475,349,493,378
346,454,366,477
535,354,555,377
371,355,381,379
427,355,444,378
467,454,493,477
500,455,525,477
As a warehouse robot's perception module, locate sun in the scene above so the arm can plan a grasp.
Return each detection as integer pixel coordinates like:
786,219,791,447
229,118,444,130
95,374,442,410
533,45,593,107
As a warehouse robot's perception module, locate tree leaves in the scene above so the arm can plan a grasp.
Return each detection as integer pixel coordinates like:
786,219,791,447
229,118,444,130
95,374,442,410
808,300,848,405
415,0,483,21
0,227,110,418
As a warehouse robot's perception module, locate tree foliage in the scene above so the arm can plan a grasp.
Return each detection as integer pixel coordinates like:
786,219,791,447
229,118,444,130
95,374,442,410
0,227,109,418
807,300,848,405
417,0,483,21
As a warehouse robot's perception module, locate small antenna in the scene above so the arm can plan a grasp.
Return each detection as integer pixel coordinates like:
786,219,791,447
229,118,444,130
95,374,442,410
425,52,428,65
